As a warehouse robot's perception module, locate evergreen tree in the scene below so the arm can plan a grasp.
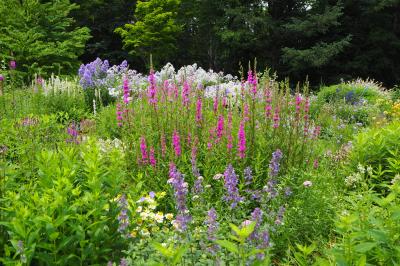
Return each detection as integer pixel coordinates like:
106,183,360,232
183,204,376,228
115,0,182,68
337,0,400,85
0,0,90,78
281,1,351,82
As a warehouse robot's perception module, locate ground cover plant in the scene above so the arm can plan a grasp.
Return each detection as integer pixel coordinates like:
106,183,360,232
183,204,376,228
0,58,399,266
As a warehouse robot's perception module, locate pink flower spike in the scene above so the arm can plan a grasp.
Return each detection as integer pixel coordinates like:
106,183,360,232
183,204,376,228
147,69,157,106
140,136,148,164
149,147,156,167
123,77,130,104
244,104,250,122
238,120,246,159
213,96,218,114
216,115,225,140
182,81,190,107
195,97,203,125
273,107,280,128
172,130,181,157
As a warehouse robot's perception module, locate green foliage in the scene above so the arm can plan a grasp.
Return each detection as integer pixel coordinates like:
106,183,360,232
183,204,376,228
351,121,400,184
326,182,400,265
317,82,387,105
70,0,136,65
216,221,270,265
115,0,182,67
0,0,90,79
0,140,128,265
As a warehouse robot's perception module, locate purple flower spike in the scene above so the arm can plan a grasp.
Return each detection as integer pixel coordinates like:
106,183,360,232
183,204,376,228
205,208,218,241
223,164,243,208
269,149,283,178
117,194,130,235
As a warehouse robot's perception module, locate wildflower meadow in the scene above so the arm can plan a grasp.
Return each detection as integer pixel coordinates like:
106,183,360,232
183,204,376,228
1,0,400,265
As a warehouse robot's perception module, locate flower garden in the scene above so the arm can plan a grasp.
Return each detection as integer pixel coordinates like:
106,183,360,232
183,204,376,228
0,59,400,265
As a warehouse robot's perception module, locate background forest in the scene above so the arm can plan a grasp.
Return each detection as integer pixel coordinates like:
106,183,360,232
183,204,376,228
1,1,400,265
1,0,400,86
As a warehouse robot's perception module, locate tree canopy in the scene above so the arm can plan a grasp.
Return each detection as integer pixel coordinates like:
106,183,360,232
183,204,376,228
0,0,90,78
1,0,399,86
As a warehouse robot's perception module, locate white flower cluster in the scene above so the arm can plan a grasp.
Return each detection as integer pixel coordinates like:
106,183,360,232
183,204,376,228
97,138,125,154
107,62,240,99
37,74,80,96
344,164,373,187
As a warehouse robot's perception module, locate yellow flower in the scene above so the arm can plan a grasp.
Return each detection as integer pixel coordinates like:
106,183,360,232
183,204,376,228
165,213,174,220
136,206,142,212
130,230,137,238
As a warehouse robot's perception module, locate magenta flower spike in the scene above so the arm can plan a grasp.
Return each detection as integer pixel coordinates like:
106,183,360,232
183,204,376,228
149,147,156,167
265,89,272,119
182,81,190,108
273,106,280,128
213,96,218,114
195,97,203,125
238,120,246,159
140,136,148,164
216,115,225,140
244,103,250,122
172,130,181,157
123,77,130,104
147,69,157,106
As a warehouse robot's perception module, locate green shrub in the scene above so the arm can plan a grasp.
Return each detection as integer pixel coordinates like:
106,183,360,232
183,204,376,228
350,121,400,184
326,181,400,265
317,80,388,105
0,140,129,265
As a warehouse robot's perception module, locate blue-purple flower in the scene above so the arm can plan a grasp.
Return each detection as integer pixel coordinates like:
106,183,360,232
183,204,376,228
168,164,191,231
269,149,283,177
250,208,263,240
223,164,243,208
244,166,253,185
117,194,130,235
205,208,218,241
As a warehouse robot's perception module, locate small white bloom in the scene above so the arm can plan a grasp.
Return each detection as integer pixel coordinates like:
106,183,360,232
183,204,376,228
192,195,200,200
213,174,224,180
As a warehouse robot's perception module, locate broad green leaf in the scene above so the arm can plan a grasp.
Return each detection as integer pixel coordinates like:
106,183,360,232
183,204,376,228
152,242,173,258
356,255,366,266
229,223,241,236
49,232,59,241
215,239,239,254
239,221,256,239
172,245,188,265
354,242,377,253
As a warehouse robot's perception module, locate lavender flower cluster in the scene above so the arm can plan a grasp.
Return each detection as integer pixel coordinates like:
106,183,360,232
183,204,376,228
78,58,111,89
168,164,192,231
223,164,243,208
117,194,130,236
